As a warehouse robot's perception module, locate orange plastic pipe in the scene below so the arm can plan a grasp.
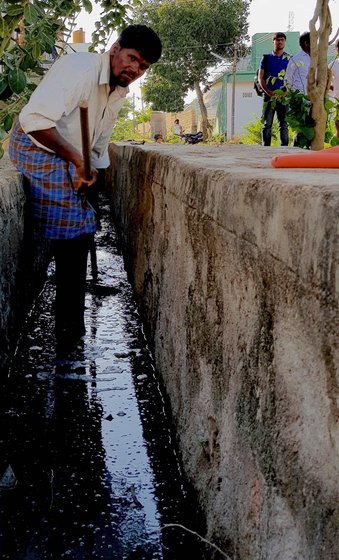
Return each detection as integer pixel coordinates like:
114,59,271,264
272,148,339,168
316,145,339,153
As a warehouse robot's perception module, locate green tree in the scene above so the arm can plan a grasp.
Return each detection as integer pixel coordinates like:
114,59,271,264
132,0,251,138
110,97,152,141
308,0,333,150
0,0,138,157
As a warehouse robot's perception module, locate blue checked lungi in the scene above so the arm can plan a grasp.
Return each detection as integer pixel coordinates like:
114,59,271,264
9,119,96,240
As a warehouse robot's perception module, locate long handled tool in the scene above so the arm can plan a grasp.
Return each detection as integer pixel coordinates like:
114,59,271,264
79,100,98,281
79,100,92,181
78,103,120,296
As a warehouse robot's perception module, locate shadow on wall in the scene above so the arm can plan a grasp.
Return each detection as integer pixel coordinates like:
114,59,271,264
0,172,51,379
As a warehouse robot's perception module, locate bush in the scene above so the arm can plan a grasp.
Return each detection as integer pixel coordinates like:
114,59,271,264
207,133,226,144
111,118,148,142
166,133,183,144
241,113,281,146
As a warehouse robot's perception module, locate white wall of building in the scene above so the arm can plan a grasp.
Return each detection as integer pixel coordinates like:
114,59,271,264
226,80,263,139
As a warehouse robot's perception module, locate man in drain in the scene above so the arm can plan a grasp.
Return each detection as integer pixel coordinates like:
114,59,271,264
9,25,162,350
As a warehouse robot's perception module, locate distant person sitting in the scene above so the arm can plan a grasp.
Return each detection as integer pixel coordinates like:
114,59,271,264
173,118,183,137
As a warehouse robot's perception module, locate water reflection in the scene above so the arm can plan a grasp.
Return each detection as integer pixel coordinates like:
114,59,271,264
0,361,162,559
0,197,207,560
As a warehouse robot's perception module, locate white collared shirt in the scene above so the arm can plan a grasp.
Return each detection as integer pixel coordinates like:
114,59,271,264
20,51,128,168
331,58,339,99
285,49,310,95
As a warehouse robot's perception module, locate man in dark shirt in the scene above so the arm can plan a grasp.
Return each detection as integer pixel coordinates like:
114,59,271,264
258,32,290,146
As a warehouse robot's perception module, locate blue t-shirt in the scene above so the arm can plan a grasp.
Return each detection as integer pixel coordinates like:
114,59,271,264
260,51,290,92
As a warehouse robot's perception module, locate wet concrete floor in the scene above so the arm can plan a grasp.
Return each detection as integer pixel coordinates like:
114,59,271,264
0,198,211,560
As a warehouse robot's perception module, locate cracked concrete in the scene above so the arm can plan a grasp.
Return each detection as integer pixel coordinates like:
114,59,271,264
107,142,339,560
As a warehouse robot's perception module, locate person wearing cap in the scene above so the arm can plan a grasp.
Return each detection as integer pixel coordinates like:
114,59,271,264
258,32,291,146
9,25,162,350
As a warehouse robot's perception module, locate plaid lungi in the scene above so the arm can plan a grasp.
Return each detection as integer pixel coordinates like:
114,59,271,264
9,119,96,240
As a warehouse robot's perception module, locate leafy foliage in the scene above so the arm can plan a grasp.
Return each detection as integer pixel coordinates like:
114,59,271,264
142,72,185,113
241,113,280,146
324,95,339,145
273,89,315,149
166,132,184,143
110,116,145,141
110,97,152,141
271,88,339,149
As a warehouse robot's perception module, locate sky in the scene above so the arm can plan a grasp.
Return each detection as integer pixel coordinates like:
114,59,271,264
75,0,339,42
74,0,339,106
248,0,339,36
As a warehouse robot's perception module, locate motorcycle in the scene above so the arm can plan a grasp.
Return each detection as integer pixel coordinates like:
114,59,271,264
182,131,203,144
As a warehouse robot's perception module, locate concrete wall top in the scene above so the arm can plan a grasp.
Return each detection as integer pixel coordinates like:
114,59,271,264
123,142,339,191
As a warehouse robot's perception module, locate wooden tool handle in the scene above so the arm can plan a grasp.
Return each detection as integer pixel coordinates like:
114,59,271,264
79,100,92,181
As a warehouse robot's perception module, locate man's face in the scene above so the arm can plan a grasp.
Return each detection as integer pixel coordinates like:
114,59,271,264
110,45,151,87
273,36,286,52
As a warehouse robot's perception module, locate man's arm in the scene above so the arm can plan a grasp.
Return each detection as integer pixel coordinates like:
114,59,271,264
284,58,295,90
258,68,273,97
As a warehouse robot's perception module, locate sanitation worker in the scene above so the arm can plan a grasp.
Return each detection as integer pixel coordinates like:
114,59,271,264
9,25,162,349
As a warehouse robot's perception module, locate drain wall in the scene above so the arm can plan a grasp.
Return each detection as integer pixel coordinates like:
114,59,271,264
107,143,339,560
0,156,50,376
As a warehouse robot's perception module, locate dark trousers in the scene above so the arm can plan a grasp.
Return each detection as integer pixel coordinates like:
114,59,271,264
51,234,93,340
86,168,106,230
262,98,288,146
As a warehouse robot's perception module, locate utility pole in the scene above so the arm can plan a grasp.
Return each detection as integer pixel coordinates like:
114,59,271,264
231,44,238,139
140,93,146,137
132,93,136,132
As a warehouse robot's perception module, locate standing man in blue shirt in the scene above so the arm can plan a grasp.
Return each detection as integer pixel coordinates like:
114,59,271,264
258,32,290,146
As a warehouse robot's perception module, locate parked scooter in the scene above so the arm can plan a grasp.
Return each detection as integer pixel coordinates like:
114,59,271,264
183,131,203,144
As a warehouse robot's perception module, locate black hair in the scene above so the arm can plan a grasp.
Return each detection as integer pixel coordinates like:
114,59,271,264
273,32,287,40
117,25,162,64
299,32,310,48
336,38,339,51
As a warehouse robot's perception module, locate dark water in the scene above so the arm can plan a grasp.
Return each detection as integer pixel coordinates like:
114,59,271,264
0,199,212,560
